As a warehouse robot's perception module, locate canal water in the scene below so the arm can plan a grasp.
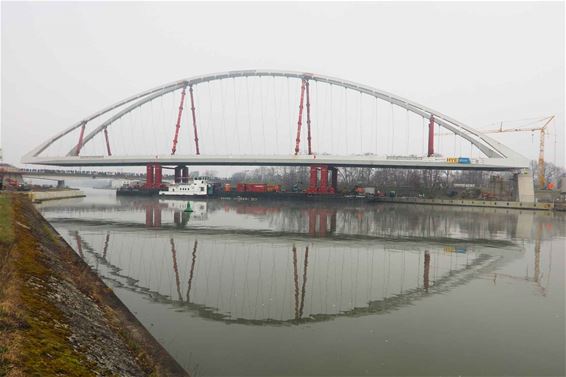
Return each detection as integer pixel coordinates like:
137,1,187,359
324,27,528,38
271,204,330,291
39,189,565,376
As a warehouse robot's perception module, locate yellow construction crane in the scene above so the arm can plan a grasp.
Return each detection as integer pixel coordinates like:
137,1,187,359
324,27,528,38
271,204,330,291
479,116,555,188
438,115,556,188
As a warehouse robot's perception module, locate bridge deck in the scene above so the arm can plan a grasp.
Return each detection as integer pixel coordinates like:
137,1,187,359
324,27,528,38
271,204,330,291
25,154,528,171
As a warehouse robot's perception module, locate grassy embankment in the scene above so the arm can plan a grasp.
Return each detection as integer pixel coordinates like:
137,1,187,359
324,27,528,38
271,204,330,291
0,194,188,376
0,193,97,376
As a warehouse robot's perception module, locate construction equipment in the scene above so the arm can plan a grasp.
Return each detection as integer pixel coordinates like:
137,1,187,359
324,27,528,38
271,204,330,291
481,116,555,189
438,115,555,188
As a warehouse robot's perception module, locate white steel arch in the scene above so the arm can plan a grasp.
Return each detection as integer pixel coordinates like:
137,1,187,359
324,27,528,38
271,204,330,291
22,69,529,168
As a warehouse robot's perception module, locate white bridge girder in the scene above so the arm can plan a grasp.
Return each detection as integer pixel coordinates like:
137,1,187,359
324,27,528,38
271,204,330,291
27,154,527,171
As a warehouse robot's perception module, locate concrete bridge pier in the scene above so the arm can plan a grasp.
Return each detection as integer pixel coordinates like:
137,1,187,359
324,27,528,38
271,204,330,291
514,170,535,203
56,180,65,188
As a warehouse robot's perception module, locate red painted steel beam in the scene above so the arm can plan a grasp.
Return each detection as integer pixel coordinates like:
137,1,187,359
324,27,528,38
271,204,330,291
145,164,154,188
189,85,200,155
294,80,306,155
307,165,318,193
171,86,187,155
103,128,112,156
154,164,162,187
75,122,86,155
306,81,312,155
427,115,435,157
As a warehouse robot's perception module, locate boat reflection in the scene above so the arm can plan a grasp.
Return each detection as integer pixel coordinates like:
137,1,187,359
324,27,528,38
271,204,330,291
40,196,565,242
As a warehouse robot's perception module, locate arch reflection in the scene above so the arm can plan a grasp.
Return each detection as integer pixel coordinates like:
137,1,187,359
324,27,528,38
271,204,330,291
65,228,533,326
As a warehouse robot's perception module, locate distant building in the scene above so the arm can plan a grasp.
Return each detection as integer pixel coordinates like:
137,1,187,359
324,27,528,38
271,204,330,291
0,163,24,190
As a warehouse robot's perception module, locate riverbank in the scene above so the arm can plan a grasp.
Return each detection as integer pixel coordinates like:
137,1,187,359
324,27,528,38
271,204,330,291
370,196,554,210
27,188,86,203
0,194,188,376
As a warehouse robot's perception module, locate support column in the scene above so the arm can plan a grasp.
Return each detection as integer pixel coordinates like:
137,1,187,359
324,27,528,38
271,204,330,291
145,164,154,188
427,115,435,157
307,165,336,194
104,128,112,156
330,167,338,193
306,81,312,155
171,85,187,155
182,166,189,184
294,80,307,155
307,166,318,193
189,85,200,155
75,122,86,156
154,164,162,188
174,166,182,184
320,166,329,193
514,170,535,203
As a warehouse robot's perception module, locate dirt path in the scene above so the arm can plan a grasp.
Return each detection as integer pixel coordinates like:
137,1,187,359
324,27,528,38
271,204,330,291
0,194,189,376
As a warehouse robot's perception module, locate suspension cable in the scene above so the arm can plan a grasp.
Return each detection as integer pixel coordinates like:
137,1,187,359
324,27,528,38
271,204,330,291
259,78,266,154
208,82,217,154
375,99,378,155
272,77,279,154
390,104,395,155
232,78,241,155
344,87,348,154
359,91,363,153
219,80,228,155
245,78,253,154
329,84,334,154
421,116,425,156
406,108,409,155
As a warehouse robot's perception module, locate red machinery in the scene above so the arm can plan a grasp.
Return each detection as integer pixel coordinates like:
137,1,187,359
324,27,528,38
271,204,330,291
236,183,281,193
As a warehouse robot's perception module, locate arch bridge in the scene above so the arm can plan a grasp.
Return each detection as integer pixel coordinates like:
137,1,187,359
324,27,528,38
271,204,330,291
23,70,531,195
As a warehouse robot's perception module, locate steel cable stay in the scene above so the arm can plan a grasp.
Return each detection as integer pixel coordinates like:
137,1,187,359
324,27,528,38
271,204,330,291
259,78,266,154
232,78,241,155
375,99,379,155
219,80,229,156
272,77,279,154
344,87,348,155
359,91,363,153
315,81,319,154
207,82,217,155
329,84,334,155
286,78,292,153
421,116,425,155
390,103,395,155
406,108,410,155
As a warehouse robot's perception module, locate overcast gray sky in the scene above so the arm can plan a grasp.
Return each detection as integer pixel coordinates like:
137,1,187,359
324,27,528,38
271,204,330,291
1,1,564,171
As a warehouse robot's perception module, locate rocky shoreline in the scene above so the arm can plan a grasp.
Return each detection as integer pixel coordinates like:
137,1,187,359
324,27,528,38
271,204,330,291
0,194,188,376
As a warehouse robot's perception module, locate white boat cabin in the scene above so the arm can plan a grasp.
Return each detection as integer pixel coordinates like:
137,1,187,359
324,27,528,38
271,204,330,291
160,176,211,196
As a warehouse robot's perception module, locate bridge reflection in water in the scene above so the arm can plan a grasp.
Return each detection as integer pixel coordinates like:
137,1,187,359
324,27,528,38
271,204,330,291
41,195,560,326
40,193,563,376
60,222,554,326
